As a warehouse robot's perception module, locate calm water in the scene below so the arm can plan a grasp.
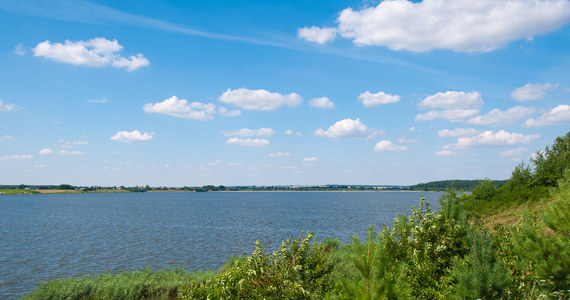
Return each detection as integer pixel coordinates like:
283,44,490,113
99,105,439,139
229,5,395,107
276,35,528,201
0,191,441,298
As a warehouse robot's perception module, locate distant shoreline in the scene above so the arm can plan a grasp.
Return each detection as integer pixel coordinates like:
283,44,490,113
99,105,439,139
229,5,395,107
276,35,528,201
0,189,447,195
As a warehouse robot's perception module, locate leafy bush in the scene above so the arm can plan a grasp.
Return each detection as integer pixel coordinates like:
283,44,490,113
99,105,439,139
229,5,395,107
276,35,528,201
380,196,469,299
178,231,334,299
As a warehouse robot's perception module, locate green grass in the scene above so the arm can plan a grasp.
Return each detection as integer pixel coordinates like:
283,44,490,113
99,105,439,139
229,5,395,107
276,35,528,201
0,189,39,195
24,266,213,300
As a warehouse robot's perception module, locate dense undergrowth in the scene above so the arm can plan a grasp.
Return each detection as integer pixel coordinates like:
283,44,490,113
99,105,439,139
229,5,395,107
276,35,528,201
25,132,570,299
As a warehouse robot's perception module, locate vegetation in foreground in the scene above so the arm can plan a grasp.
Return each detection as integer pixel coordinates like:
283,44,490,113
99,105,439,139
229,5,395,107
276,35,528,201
24,132,570,299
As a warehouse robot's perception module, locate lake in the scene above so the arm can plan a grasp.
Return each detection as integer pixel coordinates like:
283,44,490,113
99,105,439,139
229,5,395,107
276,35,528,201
0,191,442,298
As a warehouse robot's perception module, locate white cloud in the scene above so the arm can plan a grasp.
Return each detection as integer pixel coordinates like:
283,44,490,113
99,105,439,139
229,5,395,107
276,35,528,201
457,130,539,147
397,138,418,144
32,37,149,71
0,135,15,142
219,88,302,111
143,96,217,121
226,137,269,147
435,150,457,156
217,106,242,117
331,0,570,52
303,157,319,165
416,91,483,122
511,83,557,101
468,106,536,126
415,109,481,122
298,26,337,44
418,91,483,110
285,130,302,136
524,105,570,127
374,140,407,152
0,154,32,162
315,118,372,138
358,91,400,107
0,100,16,111
409,126,416,132
438,128,481,138
110,130,154,143
501,147,528,157
32,38,150,72
14,43,26,56
309,97,335,109
223,128,275,137
269,152,292,157
35,164,47,168
57,150,84,156
39,148,54,155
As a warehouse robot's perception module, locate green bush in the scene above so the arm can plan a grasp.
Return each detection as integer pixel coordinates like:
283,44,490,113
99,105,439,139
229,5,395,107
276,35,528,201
178,231,334,299
512,171,570,293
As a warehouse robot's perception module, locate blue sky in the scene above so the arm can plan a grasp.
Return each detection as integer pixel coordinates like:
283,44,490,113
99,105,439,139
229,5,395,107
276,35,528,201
1,0,569,186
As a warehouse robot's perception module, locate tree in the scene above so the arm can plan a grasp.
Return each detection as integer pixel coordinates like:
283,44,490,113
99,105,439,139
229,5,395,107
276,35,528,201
532,131,570,186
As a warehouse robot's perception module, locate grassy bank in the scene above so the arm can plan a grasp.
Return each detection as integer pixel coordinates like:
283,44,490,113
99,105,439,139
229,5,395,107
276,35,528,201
0,189,39,195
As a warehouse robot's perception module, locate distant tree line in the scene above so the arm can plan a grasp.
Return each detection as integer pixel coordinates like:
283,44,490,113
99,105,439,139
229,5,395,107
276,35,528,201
408,179,508,191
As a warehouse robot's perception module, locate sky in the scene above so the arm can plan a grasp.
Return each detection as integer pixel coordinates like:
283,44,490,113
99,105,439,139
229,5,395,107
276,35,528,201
0,0,569,187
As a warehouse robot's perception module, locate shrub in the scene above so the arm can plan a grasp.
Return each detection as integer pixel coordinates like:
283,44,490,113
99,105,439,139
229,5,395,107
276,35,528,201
178,231,334,299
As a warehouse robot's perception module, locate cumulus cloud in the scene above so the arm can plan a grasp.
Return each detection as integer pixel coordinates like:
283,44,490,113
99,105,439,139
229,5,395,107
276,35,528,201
468,106,536,126
223,128,276,137
110,130,154,143
511,83,557,101
0,135,15,142
359,91,400,107
323,0,570,52
269,152,292,157
226,137,269,147
438,128,481,138
298,26,337,44
524,105,570,127
219,88,302,111
303,157,319,163
416,91,485,122
57,150,84,156
315,118,373,138
309,97,335,109
501,147,528,157
143,96,217,121
32,37,149,71
416,109,481,122
285,130,302,136
39,148,54,155
435,150,457,156
418,91,483,110
374,140,407,152
457,130,539,147
217,106,242,117
0,154,32,162
0,100,17,111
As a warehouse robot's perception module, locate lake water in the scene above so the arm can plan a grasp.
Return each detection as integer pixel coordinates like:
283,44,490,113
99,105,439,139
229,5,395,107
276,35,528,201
0,191,441,298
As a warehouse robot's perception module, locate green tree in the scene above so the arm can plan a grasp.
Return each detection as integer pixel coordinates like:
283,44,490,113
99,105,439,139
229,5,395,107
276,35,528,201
471,179,497,203
532,131,570,186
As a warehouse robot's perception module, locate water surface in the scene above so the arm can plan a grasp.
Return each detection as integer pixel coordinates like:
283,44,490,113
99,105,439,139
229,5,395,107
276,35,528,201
0,191,441,298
